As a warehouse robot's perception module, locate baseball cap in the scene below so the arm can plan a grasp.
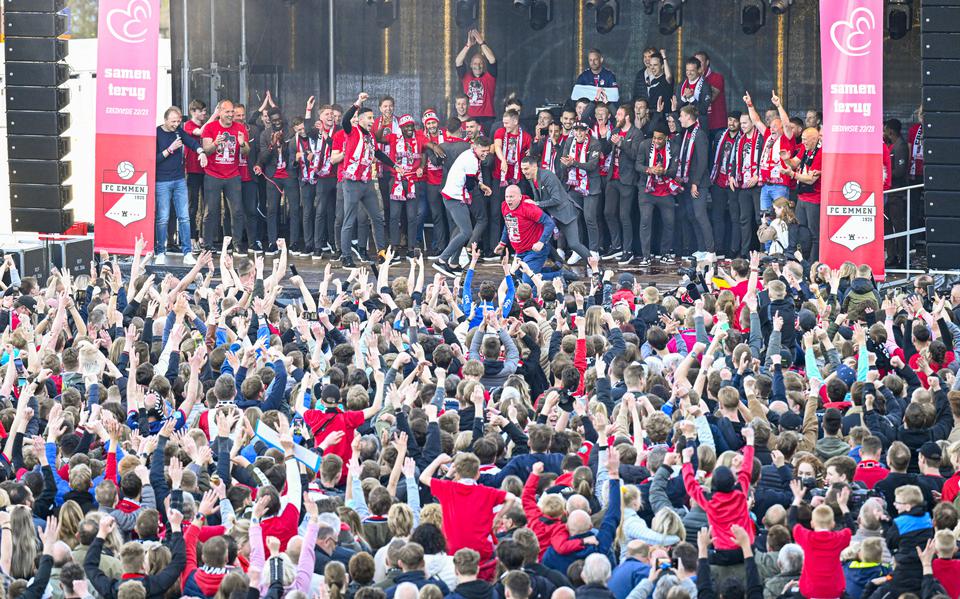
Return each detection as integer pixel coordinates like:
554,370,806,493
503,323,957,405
618,273,636,288
920,441,942,461
15,296,36,314
573,121,590,130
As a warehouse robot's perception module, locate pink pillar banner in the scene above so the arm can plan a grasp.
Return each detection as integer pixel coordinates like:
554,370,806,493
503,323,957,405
818,0,885,278
93,0,161,254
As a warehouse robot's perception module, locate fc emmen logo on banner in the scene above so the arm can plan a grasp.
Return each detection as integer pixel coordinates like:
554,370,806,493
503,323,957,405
101,160,149,227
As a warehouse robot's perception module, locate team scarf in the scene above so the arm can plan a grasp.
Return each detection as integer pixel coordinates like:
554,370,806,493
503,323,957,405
344,126,375,182
734,128,762,186
390,133,420,201
759,130,786,181
643,140,681,195
710,130,739,185
297,136,322,183
565,138,591,195
680,76,705,103
374,115,401,156
675,122,700,183
500,127,524,185
425,128,448,177
796,141,822,195
910,126,924,177
317,126,335,177
612,127,630,179
592,121,614,176
540,136,560,172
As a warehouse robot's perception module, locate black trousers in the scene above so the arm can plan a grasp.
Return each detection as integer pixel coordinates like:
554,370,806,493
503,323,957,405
638,192,675,258
604,180,636,253
711,184,733,257
315,177,337,251
734,186,761,258
202,176,243,250
677,187,714,253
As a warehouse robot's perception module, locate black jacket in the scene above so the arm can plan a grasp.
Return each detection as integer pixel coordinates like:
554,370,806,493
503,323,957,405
85,533,185,599
605,125,645,187
671,123,710,190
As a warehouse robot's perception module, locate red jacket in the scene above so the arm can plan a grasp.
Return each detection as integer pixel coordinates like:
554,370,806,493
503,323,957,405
793,524,852,598
681,444,755,551
521,473,586,559
181,524,230,596
853,460,890,490
933,558,960,599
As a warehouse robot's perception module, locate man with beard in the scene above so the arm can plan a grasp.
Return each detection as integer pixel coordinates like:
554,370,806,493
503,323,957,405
633,97,653,138
559,122,602,263
255,107,299,256
302,99,339,258
340,92,394,268
671,105,713,260
745,90,795,215
676,57,712,130
456,29,498,135
434,136,494,277
727,111,763,259
491,110,531,259
635,123,679,266
382,114,425,258
233,103,262,254
520,156,590,267
784,127,822,258
292,97,334,259
694,51,727,146
602,103,644,265
201,99,249,254
531,123,565,176
710,112,741,258
419,110,460,255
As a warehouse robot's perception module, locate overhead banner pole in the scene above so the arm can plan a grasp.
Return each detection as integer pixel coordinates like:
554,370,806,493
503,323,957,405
93,0,162,254
818,0,885,278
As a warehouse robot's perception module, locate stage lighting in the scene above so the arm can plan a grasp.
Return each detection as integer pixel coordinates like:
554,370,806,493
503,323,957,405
658,0,683,35
886,0,912,40
595,0,618,33
375,0,399,28
769,0,792,15
641,0,656,15
585,0,607,8
455,0,478,28
741,0,765,34
529,0,553,29
514,0,530,7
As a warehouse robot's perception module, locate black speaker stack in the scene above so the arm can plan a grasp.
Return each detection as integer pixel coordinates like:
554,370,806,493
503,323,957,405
922,0,960,269
4,0,73,233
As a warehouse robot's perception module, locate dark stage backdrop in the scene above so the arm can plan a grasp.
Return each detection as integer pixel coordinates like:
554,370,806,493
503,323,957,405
169,0,920,124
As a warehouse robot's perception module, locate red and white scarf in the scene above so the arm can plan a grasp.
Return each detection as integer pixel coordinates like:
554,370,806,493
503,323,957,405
910,125,924,178
643,141,681,195
317,127,335,177
500,128,524,185
734,128,762,186
565,138,591,195
343,127,375,182
710,130,738,187
390,133,420,201
612,128,629,180
680,76,705,103
297,136,322,183
425,129,448,179
675,122,700,183
760,131,786,182
540,137,560,172
592,122,613,177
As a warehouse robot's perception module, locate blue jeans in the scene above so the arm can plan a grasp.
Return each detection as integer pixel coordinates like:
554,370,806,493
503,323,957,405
759,184,789,212
519,246,563,285
155,178,191,254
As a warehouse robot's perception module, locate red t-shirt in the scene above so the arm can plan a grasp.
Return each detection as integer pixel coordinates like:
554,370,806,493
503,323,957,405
304,408,365,481
259,503,300,552
502,199,545,254
853,460,890,489
237,124,252,182
431,479,506,560
203,120,245,179
760,133,796,188
420,130,447,186
793,524,852,599
796,145,822,204
462,71,497,118
705,69,727,131
184,120,205,174
933,557,960,599
333,130,348,182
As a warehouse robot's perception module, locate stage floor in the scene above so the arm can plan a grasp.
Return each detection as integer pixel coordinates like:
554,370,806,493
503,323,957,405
138,252,688,299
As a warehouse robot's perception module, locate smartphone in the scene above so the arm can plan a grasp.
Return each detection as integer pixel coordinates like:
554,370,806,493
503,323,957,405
290,264,299,277
657,558,672,570
927,284,934,298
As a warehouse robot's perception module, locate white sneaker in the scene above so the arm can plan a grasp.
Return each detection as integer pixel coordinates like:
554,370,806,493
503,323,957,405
154,254,167,265
182,253,197,265
566,252,583,265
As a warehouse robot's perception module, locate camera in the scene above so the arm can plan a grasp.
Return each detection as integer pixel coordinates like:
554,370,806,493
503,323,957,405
677,266,698,279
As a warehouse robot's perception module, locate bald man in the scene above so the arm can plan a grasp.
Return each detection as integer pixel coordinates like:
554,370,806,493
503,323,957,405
551,588,576,599
785,127,822,258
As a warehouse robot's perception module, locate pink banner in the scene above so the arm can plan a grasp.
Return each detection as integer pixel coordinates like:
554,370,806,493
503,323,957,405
818,0,885,279
94,0,160,253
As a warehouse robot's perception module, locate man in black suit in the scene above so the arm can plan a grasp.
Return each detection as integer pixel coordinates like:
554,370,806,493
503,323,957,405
602,103,645,265
672,105,714,259
520,156,591,264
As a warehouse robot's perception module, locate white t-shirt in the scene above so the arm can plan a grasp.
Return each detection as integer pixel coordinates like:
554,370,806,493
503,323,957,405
441,148,480,202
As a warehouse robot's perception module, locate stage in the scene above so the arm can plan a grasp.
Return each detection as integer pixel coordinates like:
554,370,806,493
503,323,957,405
136,252,689,300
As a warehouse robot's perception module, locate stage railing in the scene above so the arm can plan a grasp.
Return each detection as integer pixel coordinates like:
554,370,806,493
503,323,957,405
882,183,927,286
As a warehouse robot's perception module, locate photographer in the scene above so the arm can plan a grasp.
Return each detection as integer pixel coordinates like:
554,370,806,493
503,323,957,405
757,197,811,259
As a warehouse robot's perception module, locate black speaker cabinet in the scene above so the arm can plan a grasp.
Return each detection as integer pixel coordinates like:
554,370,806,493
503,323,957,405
0,243,48,280
5,86,69,112
4,37,67,62
4,0,68,13
922,59,960,86
8,159,71,185
7,135,69,161
6,111,70,136
10,184,71,209
925,165,960,190
5,62,70,87
922,6,960,32
924,112,960,138
925,139,960,165
3,12,68,37
925,190,960,216
923,86,960,108
11,208,73,234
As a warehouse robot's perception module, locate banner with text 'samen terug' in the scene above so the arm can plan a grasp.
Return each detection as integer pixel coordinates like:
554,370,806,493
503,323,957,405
819,0,885,278
94,0,160,254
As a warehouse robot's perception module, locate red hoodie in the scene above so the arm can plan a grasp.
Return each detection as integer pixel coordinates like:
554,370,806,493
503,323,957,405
933,558,960,599
681,444,756,551
181,523,231,597
853,460,890,490
793,524,852,599
521,473,586,559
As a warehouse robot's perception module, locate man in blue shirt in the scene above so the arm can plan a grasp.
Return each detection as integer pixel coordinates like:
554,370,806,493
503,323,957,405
574,49,619,101
156,106,206,265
